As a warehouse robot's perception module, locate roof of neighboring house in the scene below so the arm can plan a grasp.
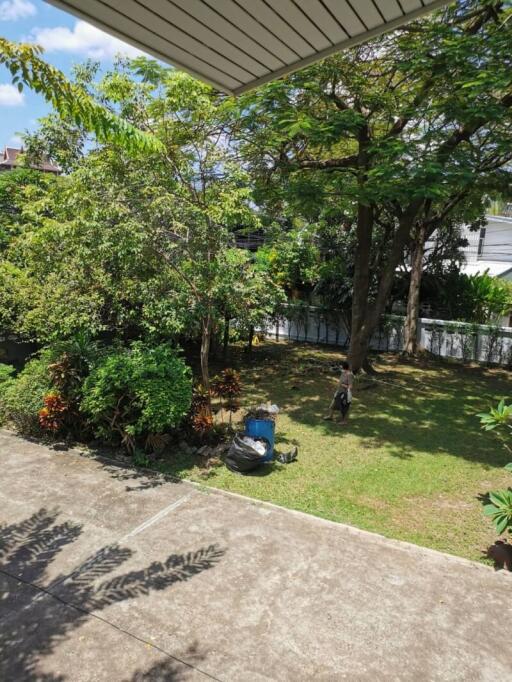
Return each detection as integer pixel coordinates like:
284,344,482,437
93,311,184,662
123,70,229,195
485,214,512,224
461,260,512,279
0,147,60,174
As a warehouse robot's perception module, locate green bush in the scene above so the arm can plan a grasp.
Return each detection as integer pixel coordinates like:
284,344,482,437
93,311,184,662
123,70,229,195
0,364,16,414
0,353,52,435
0,363,15,386
81,343,192,451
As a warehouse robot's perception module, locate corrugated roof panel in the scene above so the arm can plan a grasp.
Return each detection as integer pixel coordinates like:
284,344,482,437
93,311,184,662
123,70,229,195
399,0,424,11
322,0,370,36
265,0,332,52
107,0,256,83
170,0,284,72
238,0,316,58
204,0,300,64
136,0,270,77
350,1,386,30
45,0,450,95
293,0,348,44
375,0,405,23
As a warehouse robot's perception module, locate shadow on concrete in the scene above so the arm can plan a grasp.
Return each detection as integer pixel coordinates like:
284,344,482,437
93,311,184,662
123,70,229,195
45,438,179,493
100,462,174,492
126,647,206,681
0,509,224,681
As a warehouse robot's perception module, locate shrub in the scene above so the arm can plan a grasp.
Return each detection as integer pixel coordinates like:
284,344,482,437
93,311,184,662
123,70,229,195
0,353,52,435
0,364,16,422
38,392,69,432
81,343,192,452
478,400,512,535
0,363,15,386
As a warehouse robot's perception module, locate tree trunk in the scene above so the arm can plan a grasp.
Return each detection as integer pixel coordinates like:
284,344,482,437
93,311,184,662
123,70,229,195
348,201,373,370
223,314,230,360
200,314,212,415
348,202,423,372
348,329,371,372
247,325,254,352
404,222,427,355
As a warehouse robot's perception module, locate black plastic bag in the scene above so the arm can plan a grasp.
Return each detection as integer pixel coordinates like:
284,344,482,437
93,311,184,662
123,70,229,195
225,434,267,473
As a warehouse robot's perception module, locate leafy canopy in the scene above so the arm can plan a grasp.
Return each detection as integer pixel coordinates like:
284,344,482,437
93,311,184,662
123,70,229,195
0,38,163,154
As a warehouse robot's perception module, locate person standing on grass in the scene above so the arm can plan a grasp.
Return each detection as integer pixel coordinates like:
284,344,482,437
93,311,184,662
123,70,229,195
324,361,354,425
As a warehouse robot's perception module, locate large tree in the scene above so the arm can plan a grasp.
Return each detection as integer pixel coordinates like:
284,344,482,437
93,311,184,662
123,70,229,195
238,0,512,370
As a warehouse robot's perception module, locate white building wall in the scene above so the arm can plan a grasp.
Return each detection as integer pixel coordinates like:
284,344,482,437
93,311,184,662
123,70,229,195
480,217,512,262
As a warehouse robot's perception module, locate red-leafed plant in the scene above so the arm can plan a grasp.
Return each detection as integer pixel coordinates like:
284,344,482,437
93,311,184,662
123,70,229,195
38,392,68,432
191,410,214,436
188,384,214,438
212,369,242,425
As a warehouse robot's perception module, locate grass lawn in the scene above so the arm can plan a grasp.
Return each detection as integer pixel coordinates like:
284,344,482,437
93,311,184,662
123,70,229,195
160,341,511,563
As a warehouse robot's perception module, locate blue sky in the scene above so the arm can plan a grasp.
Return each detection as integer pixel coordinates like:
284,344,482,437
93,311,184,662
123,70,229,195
0,0,145,148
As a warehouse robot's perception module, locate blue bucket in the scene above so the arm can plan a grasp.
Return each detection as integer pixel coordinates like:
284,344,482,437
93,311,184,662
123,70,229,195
244,418,275,461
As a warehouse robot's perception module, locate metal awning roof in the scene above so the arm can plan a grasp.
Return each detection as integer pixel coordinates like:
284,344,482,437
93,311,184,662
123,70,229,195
45,0,449,95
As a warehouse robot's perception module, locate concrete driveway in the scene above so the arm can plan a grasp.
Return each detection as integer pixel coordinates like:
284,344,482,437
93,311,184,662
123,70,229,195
1,429,510,681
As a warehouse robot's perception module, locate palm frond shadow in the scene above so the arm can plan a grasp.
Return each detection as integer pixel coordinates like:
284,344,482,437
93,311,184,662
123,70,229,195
0,509,225,682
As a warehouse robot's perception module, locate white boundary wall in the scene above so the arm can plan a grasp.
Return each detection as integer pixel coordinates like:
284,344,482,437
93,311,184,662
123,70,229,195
261,305,512,366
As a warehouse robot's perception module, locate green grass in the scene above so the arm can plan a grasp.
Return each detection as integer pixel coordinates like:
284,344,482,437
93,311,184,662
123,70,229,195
158,341,511,562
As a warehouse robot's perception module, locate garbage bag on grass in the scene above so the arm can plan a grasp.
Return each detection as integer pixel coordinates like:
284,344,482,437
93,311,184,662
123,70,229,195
225,434,268,473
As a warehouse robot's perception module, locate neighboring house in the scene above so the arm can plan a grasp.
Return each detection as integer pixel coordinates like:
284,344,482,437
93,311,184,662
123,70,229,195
459,211,512,326
458,212,512,282
420,210,512,326
0,146,60,174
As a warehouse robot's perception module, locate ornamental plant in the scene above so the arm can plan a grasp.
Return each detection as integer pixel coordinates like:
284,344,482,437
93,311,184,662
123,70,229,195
39,392,68,433
189,384,214,438
479,400,512,535
212,368,242,426
81,343,192,453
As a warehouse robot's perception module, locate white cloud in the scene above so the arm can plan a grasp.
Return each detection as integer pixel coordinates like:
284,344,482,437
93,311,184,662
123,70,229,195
0,0,36,21
9,134,23,145
0,83,25,106
30,20,143,59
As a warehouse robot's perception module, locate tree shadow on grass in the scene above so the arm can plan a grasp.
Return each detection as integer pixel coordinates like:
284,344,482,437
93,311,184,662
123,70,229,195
241,344,511,468
0,509,225,682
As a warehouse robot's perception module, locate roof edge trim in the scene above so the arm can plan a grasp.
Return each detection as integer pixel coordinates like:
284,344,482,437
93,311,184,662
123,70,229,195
232,0,451,95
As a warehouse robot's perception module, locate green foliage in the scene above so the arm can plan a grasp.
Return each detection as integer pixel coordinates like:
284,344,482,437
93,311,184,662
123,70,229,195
0,352,53,435
238,1,512,368
465,274,512,324
0,363,15,385
478,400,512,433
0,65,284,377
414,270,512,325
255,226,320,291
483,490,512,535
0,363,16,407
0,38,162,154
81,343,192,451
479,400,512,535
0,168,58,252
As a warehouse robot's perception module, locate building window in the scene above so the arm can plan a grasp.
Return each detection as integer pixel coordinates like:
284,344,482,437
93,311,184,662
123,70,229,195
477,227,486,256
